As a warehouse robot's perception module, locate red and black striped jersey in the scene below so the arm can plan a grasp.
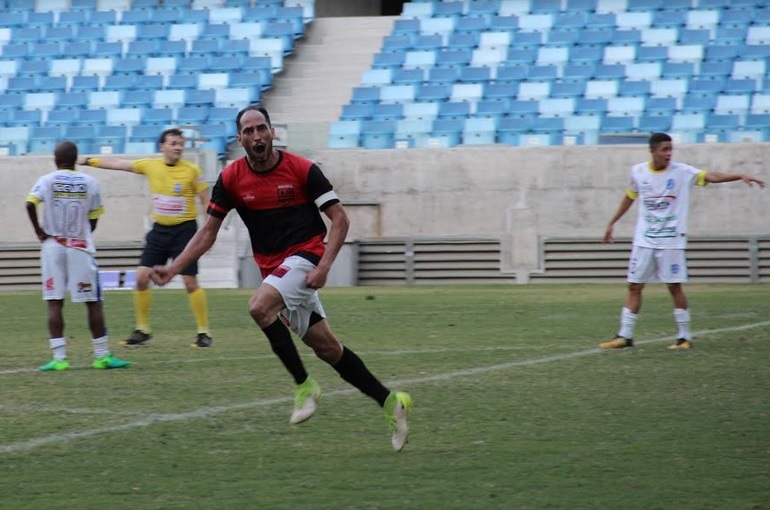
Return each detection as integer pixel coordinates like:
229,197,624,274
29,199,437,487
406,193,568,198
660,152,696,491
208,150,340,276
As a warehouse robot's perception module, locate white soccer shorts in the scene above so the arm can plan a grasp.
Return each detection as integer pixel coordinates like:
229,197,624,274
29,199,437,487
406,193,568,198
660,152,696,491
40,239,102,302
263,255,327,338
627,245,688,284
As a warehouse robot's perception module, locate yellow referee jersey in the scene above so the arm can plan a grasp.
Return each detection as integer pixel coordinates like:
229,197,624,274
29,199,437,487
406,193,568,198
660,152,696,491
132,158,208,226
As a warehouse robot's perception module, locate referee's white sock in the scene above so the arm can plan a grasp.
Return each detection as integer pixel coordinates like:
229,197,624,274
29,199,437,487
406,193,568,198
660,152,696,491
49,337,67,361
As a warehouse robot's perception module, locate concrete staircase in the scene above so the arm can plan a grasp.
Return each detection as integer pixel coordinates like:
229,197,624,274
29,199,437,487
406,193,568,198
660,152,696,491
229,16,396,156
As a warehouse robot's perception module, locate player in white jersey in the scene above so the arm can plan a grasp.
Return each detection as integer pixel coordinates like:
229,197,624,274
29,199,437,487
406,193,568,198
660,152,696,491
599,133,765,350
26,141,132,371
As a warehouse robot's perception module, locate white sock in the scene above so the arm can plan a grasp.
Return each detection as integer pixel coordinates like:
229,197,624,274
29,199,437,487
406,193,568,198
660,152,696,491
49,337,67,360
92,334,110,359
618,307,638,339
674,308,691,340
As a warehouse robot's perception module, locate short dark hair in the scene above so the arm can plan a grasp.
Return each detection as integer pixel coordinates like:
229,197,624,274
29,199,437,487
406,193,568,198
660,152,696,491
54,141,78,169
649,132,672,149
158,128,184,145
235,104,271,134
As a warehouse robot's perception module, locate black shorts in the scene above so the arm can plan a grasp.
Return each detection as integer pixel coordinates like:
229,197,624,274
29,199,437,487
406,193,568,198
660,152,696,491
140,220,198,276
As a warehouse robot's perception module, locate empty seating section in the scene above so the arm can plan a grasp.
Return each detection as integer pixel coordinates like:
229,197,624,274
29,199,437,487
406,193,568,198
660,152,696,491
331,0,770,149
0,0,315,157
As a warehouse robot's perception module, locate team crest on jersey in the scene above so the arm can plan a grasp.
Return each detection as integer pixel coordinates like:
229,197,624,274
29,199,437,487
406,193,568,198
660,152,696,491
666,179,675,189
277,184,295,204
174,182,182,194
272,265,290,278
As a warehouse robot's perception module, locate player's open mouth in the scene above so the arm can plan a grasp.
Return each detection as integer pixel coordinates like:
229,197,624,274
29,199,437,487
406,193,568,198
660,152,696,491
255,144,266,154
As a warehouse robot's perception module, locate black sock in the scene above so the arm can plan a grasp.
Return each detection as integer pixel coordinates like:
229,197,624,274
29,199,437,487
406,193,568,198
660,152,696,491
262,319,307,385
333,346,390,406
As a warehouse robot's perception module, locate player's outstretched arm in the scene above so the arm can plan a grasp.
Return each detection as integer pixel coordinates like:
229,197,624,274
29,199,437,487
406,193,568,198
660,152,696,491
705,172,765,188
76,156,135,172
151,214,224,286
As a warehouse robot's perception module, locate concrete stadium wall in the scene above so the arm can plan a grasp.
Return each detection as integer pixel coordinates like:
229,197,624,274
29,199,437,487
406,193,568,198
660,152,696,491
2,143,768,274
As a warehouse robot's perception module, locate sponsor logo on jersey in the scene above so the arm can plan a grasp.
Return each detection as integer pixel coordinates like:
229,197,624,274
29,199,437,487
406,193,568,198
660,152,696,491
277,184,295,204
77,282,92,292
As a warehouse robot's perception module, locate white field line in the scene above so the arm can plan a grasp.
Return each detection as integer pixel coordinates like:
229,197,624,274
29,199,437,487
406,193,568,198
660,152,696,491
1,320,768,455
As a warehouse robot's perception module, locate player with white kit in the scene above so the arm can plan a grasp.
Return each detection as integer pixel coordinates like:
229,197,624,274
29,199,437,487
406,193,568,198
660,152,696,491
26,141,131,371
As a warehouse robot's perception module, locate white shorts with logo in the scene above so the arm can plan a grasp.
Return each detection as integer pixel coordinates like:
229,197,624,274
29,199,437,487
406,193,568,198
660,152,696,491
263,255,326,338
627,245,688,284
41,239,102,302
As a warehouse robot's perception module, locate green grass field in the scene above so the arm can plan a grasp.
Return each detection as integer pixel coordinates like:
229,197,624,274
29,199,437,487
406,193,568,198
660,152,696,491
1,284,769,510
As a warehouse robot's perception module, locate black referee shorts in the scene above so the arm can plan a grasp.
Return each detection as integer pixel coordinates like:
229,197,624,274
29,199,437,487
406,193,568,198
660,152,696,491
139,220,198,276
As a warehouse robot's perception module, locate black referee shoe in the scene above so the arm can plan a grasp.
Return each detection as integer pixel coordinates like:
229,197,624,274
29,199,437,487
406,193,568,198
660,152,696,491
121,329,152,347
192,333,213,348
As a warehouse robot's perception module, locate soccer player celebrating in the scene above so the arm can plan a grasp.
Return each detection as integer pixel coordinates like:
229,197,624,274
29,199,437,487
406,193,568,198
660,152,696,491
77,128,213,349
151,106,413,451
601,132,765,350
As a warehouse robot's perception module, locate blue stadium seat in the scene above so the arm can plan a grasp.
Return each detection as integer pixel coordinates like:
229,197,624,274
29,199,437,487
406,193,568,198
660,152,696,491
143,108,175,127
638,115,671,133
28,127,62,154
340,104,372,121
618,80,651,97
122,90,154,109
63,125,97,153
77,109,107,126
105,108,142,128
661,62,695,79
455,16,487,33
120,9,153,24
392,68,424,85
62,41,93,58
167,74,198,90
371,103,403,120
57,92,88,110
360,120,395,149
129,125,160,143
207,107,239,125
37,77,67,93
176,106,209,125
562,63,595,82
575,98,608,116
601,116,635,133
508,100,539,118
437,101,471,119
372,52,405,69
58,11,88,26
92,125,126,154
402,102,439,121
706,113,741,131
0,126,29,155
681,95,716,113
430,119,463,147
551,82,585,98
8,109,42,127
459,66,492,83
415,84,451,102
327,120,360,149
379,85,415,104
471,99,508,120
645,97,677,116
394,119,432,148
103,75,136,92
538,98,575,118
46,109,80,127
